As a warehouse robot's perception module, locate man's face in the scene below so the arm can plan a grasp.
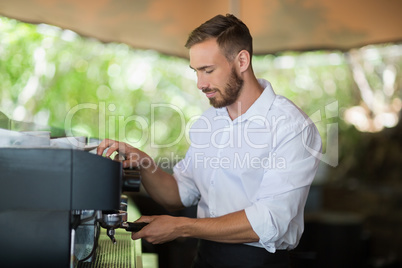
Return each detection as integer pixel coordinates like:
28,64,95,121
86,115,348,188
189,39,243,108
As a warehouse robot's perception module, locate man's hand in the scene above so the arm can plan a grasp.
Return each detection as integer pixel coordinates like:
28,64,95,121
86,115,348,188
96,139,155,170
96,139,183,211
131,215,189,244
130,210,260,245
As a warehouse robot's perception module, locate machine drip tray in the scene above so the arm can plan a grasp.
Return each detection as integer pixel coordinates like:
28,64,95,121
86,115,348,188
78,230,146,268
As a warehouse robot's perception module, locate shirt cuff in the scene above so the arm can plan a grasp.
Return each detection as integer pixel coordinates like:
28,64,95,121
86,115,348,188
245,203,277,253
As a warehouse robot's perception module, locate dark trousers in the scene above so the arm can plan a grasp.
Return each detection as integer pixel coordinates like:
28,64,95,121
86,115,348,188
191,239,290,268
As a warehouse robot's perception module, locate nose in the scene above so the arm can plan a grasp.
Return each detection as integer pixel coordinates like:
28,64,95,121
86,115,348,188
196,74,209,90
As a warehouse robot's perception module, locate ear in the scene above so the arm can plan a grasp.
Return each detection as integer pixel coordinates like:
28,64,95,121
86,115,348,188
236,50,250,73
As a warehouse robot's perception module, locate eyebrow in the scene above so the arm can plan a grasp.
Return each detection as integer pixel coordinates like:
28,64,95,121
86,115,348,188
189,65,214,71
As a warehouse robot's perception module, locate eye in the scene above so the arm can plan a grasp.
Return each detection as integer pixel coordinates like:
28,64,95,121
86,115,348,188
206,69,214,74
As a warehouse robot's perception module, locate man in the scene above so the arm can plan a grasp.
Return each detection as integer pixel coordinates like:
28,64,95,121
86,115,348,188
97,14,322,268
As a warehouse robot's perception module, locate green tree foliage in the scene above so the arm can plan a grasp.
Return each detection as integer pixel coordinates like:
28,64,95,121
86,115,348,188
1,16,401,171
0,17,207,160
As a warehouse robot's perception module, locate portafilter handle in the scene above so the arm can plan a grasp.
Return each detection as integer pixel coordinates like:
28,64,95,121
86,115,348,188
99,210,149,244
105,222,149,244
121,222,149,232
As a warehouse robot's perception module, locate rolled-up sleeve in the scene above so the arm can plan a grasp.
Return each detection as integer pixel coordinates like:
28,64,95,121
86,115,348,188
173,146,201,207
245,122,322,252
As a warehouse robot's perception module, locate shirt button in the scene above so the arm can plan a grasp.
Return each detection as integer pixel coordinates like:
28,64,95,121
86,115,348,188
210,180,214,185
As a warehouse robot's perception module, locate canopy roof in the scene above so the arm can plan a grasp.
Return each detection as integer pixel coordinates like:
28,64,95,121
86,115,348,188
1,0,402,57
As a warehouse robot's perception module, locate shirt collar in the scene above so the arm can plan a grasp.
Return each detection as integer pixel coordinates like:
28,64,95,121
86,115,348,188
215,79,276,126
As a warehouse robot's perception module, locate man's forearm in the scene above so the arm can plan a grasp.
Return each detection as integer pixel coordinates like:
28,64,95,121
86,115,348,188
96,139,184,210
140,164,184,211
132,210,260,245
182,210,259,243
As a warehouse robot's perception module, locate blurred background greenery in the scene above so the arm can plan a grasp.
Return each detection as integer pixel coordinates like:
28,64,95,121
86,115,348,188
1,16,401,176
2,15,402,265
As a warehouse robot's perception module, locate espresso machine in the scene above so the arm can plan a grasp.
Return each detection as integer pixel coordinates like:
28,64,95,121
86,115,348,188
0,138,147,267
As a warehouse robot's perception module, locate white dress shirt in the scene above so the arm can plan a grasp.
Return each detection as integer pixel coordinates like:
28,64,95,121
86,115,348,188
173,79,322,253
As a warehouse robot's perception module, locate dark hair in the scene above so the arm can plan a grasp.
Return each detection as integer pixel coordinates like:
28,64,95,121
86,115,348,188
185,14,253,61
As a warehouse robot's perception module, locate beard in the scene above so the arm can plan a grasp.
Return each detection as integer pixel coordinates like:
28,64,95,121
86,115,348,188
203,67,244,108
